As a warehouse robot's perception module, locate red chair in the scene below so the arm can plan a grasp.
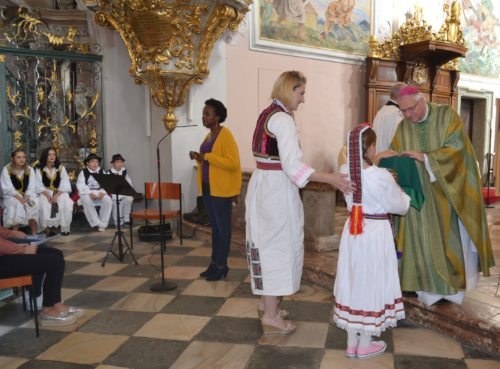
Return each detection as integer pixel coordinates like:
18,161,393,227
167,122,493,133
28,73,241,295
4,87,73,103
129,182,182,248
0,275,39,336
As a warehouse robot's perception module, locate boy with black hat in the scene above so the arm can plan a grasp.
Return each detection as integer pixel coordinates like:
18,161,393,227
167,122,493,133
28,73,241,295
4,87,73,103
76,153,112,231
107,154,134,226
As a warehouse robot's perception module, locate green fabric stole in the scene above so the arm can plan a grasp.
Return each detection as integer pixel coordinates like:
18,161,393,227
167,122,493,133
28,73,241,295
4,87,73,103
379,156,425,210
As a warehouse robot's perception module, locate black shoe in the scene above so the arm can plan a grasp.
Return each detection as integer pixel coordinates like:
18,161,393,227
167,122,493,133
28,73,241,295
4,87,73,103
200,263,216,277
206,265,229,281
61,232,70,236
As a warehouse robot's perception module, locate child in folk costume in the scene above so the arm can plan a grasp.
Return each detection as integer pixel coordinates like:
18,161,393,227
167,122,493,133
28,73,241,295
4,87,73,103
107,154,134,226
76,153,112,232
332,125,410,359
0,149,39,235
36,147,74,236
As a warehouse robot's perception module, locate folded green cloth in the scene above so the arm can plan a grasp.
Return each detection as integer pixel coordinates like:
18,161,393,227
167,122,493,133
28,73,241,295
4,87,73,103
379,156,425,210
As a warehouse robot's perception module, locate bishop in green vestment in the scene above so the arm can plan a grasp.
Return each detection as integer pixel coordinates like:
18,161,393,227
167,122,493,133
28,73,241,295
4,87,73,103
389,86,494,306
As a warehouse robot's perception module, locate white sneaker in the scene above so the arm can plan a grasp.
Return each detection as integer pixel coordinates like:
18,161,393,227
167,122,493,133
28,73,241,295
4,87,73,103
98,222,107,232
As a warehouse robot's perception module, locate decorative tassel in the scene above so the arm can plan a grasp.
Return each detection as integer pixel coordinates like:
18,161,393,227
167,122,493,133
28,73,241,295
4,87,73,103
349,204,363,235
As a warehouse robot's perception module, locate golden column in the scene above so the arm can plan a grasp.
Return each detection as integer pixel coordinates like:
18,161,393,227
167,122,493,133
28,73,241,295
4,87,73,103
93,0,252,131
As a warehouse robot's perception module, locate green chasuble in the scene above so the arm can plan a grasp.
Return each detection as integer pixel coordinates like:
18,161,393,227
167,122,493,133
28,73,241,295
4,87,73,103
391,103,494,295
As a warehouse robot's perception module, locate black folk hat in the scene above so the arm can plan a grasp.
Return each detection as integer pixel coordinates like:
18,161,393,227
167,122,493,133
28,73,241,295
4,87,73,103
110,153,126,163
84,153,102,165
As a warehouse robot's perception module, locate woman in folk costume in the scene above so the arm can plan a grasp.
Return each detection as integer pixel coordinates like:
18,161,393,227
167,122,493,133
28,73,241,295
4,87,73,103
332,125,410,359
36,147,74,236
246,70,354,335
0,149,39,235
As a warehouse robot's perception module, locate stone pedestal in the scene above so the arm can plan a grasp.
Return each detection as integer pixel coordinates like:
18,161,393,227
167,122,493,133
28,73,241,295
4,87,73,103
303,182,339,252
232,171,339,252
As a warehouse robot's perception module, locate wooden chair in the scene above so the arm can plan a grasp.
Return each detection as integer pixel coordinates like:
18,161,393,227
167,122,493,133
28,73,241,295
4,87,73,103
129,182,182,249
0,275,39,337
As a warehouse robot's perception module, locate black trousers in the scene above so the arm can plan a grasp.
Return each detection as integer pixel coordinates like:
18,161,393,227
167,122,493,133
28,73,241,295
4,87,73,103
0,247,65,307
202,183,233,266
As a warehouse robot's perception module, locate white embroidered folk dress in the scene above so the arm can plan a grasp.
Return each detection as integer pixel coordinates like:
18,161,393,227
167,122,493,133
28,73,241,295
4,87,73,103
332,164,410,335
36,166,74,232
1,165,39,227
245,102,315,296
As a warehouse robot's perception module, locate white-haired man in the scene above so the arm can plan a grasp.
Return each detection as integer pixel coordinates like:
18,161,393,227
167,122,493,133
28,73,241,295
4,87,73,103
388,85,494,306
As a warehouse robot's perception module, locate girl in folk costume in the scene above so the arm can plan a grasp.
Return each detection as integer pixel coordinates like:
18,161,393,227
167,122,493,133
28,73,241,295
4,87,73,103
0,149,40,235
107,154,134,226
246,70,353,335
36,147,74,236
332,125,410,359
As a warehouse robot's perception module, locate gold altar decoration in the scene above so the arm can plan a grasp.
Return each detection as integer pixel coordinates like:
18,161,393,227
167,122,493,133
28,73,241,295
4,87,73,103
94,0,252,131
3,8,90,53
369,1,465,62
1,7,103,175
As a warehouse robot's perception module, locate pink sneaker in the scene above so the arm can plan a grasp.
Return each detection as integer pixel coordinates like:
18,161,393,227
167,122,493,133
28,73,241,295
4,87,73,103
356,341,387,359
345,346,357,358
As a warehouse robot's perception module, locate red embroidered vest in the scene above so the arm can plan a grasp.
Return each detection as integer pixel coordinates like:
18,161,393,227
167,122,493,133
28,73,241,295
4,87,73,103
252,102,288,160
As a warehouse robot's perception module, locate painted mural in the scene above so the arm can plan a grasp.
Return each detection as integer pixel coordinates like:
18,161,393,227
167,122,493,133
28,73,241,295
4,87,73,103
460,0,500,79
257,0,371,56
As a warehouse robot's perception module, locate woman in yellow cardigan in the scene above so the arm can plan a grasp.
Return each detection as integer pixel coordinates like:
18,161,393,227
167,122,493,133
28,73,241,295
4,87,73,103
189,98,242,281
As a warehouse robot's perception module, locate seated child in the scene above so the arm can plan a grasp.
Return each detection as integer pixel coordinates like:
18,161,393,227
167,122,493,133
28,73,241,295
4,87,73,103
107,154,134,226
76,153,111,231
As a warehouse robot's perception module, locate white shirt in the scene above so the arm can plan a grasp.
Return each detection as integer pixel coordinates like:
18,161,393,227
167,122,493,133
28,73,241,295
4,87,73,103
372,101,403,153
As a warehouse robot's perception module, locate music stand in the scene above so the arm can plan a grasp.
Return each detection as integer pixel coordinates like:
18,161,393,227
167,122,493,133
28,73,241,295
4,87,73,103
91,173,139,266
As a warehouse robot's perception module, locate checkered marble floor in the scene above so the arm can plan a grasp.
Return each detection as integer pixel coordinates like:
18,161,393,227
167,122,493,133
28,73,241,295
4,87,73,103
0,229,499,369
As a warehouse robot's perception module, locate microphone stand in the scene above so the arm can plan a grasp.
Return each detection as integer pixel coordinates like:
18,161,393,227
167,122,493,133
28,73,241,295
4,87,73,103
150,130,177,292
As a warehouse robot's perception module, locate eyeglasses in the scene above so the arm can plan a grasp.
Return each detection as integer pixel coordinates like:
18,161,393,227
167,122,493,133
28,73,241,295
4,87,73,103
400,99,420,114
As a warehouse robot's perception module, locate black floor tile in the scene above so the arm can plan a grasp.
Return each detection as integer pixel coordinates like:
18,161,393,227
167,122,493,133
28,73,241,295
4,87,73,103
0,328,66,358
113,264,159,278
225,268,249,283
153,246,193,256
161,295,226,316
64,290,126,309
196,316,262,343
394,355,468,369
230,283,255,298
246,345,324,369
173,255,211,266
324,324,348,350
0,302,35,327
64,261,89,274
79,310,155,335
19,361,94,369
62,274,105,290
132,278,191,295
104,337,188,369
280,300,332,322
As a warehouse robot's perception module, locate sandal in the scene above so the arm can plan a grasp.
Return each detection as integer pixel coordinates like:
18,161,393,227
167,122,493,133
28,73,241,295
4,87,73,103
260,315,296,335
257,308,289,320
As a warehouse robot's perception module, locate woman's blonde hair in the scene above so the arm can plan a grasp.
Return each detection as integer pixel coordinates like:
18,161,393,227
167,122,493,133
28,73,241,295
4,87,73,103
271,71,306,109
